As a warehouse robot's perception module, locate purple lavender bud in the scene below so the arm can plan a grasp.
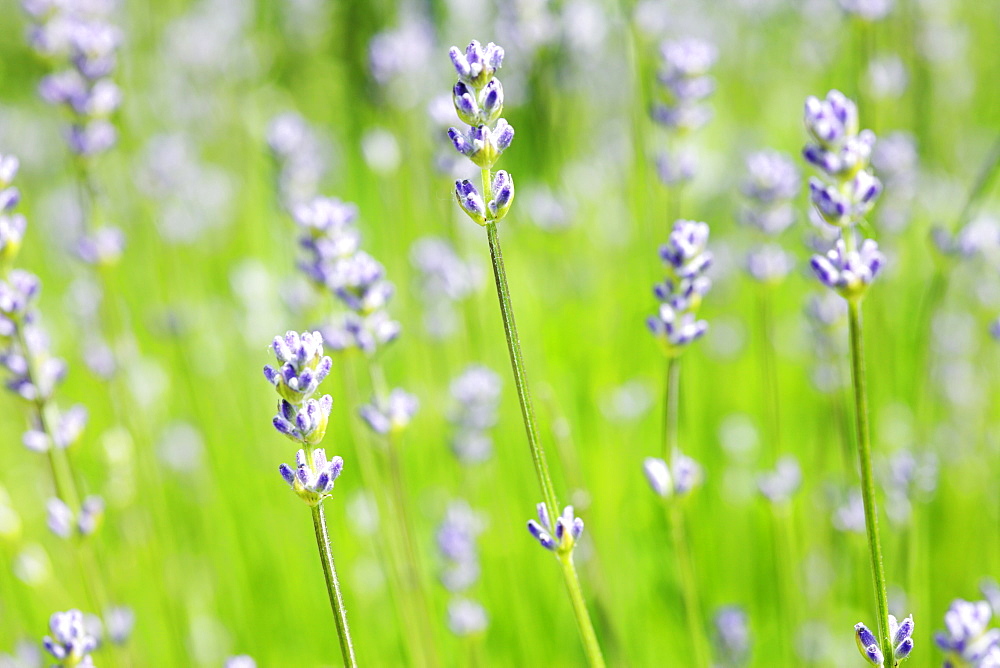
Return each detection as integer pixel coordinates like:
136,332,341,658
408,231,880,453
893,615,914,646
278,463,296,487
23,429,50,452
481,78,503,122
455,180,486,225
643,457,672,497
488,170,514,221
894,637,914,660
855,623,882,665
46,498,74,538
452,82,480,126
655,149,698,185
672,453,702,496
990,317,1000,342
526,519,555,550
537,501,551,531
493,119,514,152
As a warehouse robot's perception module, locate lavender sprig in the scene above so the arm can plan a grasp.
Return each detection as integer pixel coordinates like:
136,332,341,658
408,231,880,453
803,90,897,666
262,329,356,666
445,39,605,668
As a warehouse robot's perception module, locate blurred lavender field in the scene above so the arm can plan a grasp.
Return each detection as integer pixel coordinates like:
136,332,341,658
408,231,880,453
1,0,999,666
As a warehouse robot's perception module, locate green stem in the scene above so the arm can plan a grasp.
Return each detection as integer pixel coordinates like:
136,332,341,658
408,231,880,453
668,503,710,668
483,204,560,517
662,356,680,461
482,168,604,664
847,300,893,665
310,504,358,667
559,554,607,668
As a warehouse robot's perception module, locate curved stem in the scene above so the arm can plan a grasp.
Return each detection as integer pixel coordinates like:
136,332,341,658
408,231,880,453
559,554,607,668
847,300,893,664
311,504,358,667
668,503,711,668
484,215,560,518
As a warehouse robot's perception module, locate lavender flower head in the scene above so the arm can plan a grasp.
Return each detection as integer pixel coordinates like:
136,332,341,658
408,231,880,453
648,220,713,355
935,600,1000,666
0,155,26,264
746,244,795,285
448,364,502,465
278,448,344,506
855,615,914,666
526,502,584,555
25,1,124,158
741,150,800,237
801,91,886,302
653,37,717,133
46,495,103,538
643,453,702,499
42,609,97,667
446,40,516,227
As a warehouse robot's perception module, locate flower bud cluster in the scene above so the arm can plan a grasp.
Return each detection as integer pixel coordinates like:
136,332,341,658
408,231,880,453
934,599,1000,666
24,0,123,158
651,38,717,186
447,364,502,465
741,150,800,285
643,453,703,499
42,609,98,667
647,220,713,356
802,91,885,302
855,615,914,666
436,501,489,636
263,330,346,506
447,41,516,226
290,196,400,355
526,502,584,556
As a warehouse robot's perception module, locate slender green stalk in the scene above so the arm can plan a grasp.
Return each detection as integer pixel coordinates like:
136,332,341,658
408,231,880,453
482,167,604,667
662,356,680,460
558,554,607,668
847,300,894,664
310,503,357,667
482,168,559,518
667,503,710,667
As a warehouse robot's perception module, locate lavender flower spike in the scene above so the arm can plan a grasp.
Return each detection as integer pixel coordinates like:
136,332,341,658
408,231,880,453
449,40,504,88
42,609,98,667
935,599,1000,666
278,448,345,506
855,615,915,666
272,395,333,445
526,502,584,555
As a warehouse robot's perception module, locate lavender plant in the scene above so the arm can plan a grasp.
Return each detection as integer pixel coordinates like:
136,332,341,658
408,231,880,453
263,330,356,666
651,38,716,217
802,90,912,666
446,40,605,667
643,220,714,664
0,154,123,650
276,189,436,663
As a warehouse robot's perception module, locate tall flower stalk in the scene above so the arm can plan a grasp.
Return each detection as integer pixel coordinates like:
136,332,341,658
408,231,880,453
276,191,436,664
802,90,913,667
263,331,356,667
0,155,125,659
446,40,605,667
643,219,713,666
